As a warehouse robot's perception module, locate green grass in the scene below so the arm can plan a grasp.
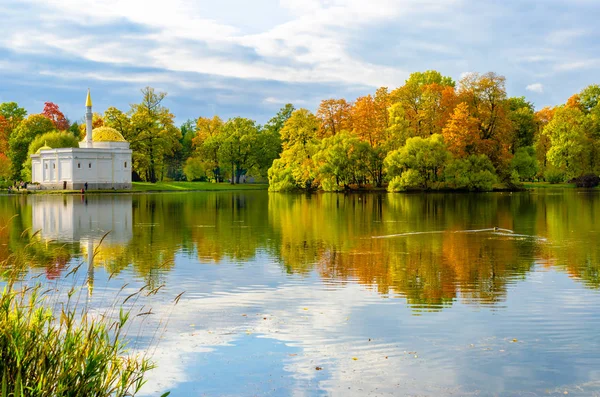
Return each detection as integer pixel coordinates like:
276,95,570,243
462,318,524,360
522,181,577,189
131,181,268,192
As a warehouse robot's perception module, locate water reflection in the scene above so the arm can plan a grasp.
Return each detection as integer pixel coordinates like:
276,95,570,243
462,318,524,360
29,195,133,292
2,191,600,395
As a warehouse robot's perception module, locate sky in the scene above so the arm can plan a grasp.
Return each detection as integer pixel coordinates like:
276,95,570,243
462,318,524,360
0,0,599,125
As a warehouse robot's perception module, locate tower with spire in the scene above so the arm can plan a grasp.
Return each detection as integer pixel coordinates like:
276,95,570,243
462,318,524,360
84,89,93,148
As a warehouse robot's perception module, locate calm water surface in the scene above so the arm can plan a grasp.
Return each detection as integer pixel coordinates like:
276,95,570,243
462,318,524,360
2,190,600,396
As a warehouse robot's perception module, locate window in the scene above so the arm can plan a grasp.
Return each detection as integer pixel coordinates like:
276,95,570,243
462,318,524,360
45,164,47,169
124,161,127,168
78,163,81,168
53,163,55,169
89,163,92,168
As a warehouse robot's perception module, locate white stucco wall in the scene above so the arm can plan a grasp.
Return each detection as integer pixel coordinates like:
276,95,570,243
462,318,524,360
31,145,132,189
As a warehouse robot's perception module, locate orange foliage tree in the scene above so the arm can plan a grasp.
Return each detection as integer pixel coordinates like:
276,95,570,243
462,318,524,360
316,98,352,138
42,102,69,131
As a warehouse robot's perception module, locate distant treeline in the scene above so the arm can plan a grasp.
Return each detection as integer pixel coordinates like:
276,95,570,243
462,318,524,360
1,71,598,191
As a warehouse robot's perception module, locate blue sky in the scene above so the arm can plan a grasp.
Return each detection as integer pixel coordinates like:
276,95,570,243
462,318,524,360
0,0,598,125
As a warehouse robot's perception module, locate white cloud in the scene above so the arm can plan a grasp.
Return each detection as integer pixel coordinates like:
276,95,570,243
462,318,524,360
526,83,544,93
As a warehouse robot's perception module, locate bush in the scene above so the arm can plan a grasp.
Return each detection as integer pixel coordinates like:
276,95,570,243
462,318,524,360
569,174,600,188
268,159,297,192
183,156,207,181
511,146,538,181
544,168,565,184
444,155,497,191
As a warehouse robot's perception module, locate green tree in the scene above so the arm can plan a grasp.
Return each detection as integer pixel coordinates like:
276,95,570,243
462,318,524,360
22,131,79,180
384,134,450,191
543,106,588,179
313,131,369,191
8,114,55,180
128,87,182,182
507,97,536,151
218,117,260,184
0,102,27,131
444,155,498,191
511,146,539,181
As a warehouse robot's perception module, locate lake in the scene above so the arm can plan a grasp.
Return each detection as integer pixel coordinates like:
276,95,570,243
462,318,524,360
1,190,600,396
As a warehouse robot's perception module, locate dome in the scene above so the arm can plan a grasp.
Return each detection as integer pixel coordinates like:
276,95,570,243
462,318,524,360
36,142,53,154
91,126,126,142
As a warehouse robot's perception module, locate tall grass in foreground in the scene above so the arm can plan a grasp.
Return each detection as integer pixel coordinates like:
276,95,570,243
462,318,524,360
0,229,174,397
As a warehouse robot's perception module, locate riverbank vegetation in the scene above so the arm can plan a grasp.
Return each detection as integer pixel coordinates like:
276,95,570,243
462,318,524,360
0,253,158,396
1,73,598,192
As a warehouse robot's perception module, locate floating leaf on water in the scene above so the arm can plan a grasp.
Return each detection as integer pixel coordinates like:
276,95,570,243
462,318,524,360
352,357,358,361
511,339,518,343
289,354,297,356
303,308,309,311
242,314,247,317
315,366,323,371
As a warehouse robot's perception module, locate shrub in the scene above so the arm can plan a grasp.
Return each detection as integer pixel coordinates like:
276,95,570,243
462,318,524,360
444,155,497,191
511,146,538,181
544,168,565,184
569,174,600,188
183,156,207,181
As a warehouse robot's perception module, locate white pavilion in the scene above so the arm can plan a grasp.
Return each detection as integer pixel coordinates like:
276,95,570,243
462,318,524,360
30,90,132,190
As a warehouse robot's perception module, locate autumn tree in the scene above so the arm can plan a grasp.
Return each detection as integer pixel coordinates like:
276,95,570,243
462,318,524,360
269,109,319,191
42,102,69,131
442,102,480,158
533,106,555,173
543,106,588,179
389,70,456,137
8,114,56,180
316,99,352,138
458,72,512,175
128,87,182,182
191,116,225,181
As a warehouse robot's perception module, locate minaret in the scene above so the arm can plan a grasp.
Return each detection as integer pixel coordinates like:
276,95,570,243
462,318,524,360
85,89,93,147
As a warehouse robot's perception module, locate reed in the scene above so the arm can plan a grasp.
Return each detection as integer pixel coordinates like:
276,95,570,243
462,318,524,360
0,231,167,397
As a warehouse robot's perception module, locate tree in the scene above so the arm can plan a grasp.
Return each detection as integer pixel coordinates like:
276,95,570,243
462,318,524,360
543,106,588,179
444,155,497,191
507,97,536,150
384,134,451,191
268,109,319,190
442,102,480,158
192,116,224,182
316,99,352,138
42,102,69,131
127,87,182,182
458,72,512,175
22,131,79,180
8,114,56,180
0,102,27,131
313,132,369,191
389,70,456,137
511,146,538,181
218,117,260,184
534,106,555,174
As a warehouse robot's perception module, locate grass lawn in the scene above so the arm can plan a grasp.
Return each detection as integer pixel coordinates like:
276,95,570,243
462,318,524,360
522,182,577,189
132,181,268,192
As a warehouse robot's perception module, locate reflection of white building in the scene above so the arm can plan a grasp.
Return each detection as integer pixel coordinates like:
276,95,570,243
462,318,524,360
30,90,132,190
31,195,132,245
30,194,133,295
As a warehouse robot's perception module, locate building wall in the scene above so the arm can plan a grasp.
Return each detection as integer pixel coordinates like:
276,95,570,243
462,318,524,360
31,147,132,190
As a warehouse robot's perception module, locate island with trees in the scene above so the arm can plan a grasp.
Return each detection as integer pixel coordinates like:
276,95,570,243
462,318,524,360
1,70,599,193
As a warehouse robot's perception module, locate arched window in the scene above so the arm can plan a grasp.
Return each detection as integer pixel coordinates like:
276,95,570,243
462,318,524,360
124,161,127,168
78,163,81,168
53,163,55,169
89,163,92,168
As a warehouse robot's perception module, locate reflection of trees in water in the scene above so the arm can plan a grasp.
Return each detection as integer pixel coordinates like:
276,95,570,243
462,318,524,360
268,193,539,309
3,190,600,307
